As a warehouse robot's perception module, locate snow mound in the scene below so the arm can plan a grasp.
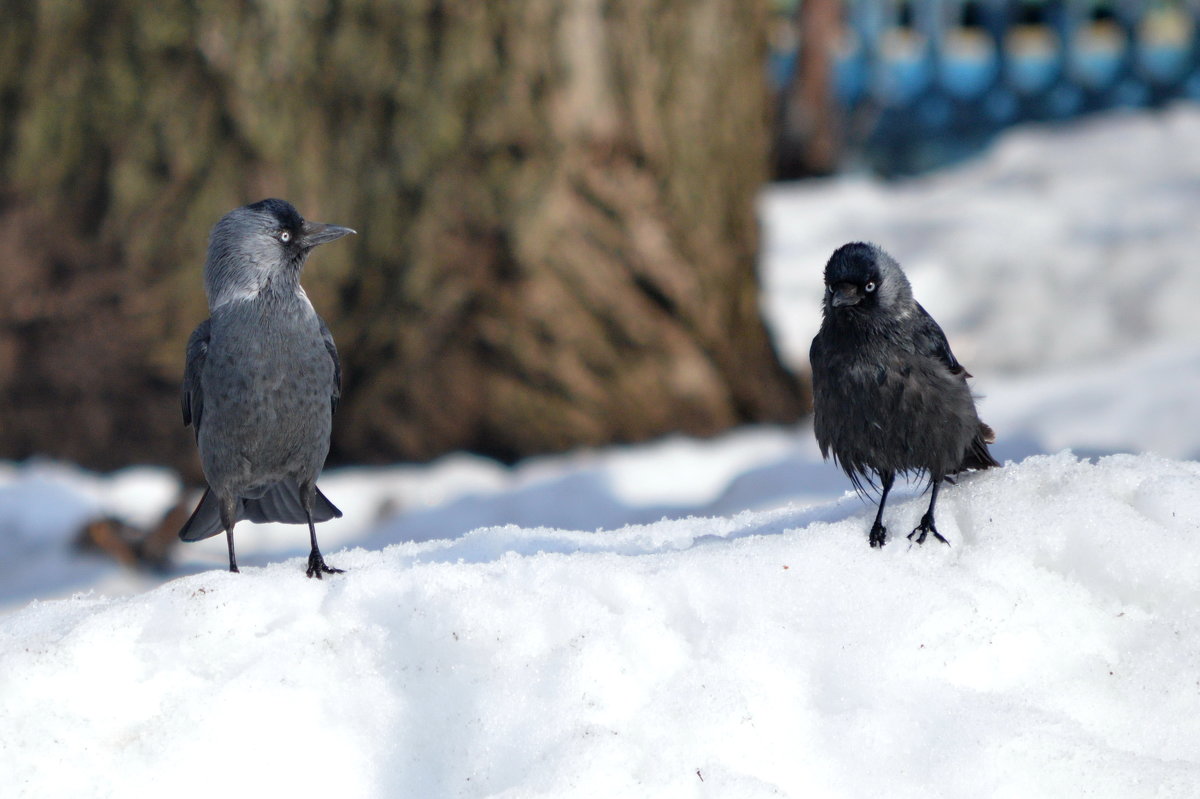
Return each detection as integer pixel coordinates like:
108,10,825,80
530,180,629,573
3,453,1198,798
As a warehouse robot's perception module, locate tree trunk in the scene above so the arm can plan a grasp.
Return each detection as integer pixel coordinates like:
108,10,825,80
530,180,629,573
0,0,806,475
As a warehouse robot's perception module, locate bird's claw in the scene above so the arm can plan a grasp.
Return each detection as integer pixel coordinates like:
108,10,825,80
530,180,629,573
907,517,950,546
868,522,887,548
306,551,344,579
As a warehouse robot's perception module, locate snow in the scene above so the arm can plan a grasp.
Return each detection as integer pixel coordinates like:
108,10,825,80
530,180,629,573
4,106,1200,797
5,454,1200,797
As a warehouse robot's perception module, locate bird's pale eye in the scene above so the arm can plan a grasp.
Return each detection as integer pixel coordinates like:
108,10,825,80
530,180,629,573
864,281,877,293
279,230,292,243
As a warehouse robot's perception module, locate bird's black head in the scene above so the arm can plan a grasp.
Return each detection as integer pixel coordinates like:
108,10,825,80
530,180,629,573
246,198,305,246
822,241,912,317
244,198,356,255
204,199,356,309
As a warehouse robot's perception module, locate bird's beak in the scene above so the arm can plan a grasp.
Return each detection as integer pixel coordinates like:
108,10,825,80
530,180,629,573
829,283,861,307
301,221,357,248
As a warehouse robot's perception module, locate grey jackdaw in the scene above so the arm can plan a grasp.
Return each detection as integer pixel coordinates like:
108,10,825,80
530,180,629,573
809,242,998,548
179,199,355,576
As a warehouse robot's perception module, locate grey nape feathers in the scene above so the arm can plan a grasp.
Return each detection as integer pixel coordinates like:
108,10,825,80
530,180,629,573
179,199,355,577
809,242,998,548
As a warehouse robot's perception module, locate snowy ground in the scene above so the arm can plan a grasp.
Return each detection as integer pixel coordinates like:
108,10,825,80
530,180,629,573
3,106,1200,797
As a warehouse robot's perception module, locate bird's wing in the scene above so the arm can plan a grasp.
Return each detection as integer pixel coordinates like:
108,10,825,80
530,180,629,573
319,317,341,414
912,302,970,377
181,319,211,436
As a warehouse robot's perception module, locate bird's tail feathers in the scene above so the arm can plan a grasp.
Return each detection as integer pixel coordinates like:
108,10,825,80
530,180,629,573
178,483,343,542
178,488,224,542
958,422,1000,472
241,481,342,525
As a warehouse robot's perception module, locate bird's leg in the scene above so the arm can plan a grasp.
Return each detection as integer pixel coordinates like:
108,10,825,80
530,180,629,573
869,472,895,548
301,484,343,579
909,480,950,546
305,515,343,579
219,497,240,573
226,531,239,573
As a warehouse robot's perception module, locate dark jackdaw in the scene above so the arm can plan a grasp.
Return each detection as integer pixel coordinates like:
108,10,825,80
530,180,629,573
809,242,998,548
179,199,355,577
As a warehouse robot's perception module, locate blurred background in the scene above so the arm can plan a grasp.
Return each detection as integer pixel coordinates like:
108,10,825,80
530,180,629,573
2,0,1199,586
773,0,1200,176
0,0,802,479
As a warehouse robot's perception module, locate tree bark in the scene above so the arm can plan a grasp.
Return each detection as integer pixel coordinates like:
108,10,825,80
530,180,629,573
0,0,806,474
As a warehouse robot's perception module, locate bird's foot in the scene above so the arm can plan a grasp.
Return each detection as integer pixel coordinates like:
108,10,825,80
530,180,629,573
907,514,949,546
306,550,345,579
868,521,887,548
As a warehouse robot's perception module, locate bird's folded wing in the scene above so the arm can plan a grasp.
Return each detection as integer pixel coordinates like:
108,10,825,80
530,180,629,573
318,316,341,414
912,302,970,377
182,318,212,435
